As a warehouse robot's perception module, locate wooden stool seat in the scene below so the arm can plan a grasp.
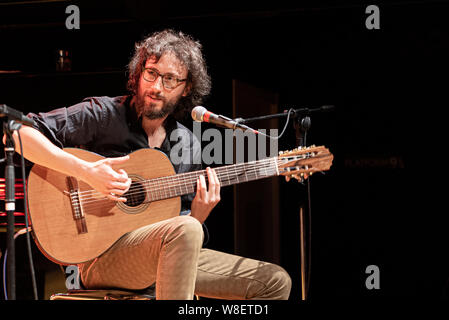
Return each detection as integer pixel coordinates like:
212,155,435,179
50,289,155,300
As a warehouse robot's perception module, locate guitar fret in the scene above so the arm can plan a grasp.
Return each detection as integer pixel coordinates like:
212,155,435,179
249,163,256,182
177,176,182,197
263,159,268,177
243,163,249,182
234,162,240,184
174,176,178,197
162,177,168,199
161,178,168,199
168,177,175,198
144,157,280,202
162,177,167,199
152,179,157,201
254,162,259,181
145,180,152,202
157,178,162,201
168,177,174,198
182,175,188,195
176,176,182,197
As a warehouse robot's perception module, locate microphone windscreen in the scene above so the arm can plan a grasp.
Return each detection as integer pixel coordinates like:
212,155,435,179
191,106,207,122
321,105,335,111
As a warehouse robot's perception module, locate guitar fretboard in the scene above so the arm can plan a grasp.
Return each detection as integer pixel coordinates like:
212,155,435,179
142,157,279,202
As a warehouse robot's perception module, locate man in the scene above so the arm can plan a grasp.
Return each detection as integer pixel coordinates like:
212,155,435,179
9,29,291,299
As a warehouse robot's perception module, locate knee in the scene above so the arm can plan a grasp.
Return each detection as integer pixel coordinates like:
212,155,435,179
177,215,203,236
265,265,292,300
167,215,204,247
276,266,292,299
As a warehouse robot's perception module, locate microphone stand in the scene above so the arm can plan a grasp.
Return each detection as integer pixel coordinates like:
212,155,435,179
293,115,311,301
234,105,332,301
0,104,36,300
2,119,22,300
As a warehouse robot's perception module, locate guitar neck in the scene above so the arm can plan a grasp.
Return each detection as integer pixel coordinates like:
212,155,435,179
144,157,279,202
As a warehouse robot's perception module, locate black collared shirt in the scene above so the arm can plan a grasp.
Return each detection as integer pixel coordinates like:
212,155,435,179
27,95,201,212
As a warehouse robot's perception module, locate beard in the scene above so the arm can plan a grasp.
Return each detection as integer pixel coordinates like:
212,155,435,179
134,91,179,120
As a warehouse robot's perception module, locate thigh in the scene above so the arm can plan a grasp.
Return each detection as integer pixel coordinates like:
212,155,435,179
195,248,285,300
79,215,193,290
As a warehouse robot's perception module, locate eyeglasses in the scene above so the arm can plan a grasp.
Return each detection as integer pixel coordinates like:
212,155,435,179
142,67,187,89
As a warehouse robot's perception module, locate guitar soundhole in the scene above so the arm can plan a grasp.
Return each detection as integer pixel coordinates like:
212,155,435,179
123,181,146,207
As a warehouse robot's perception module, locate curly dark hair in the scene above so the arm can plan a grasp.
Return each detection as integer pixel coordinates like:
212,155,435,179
127,29,211,119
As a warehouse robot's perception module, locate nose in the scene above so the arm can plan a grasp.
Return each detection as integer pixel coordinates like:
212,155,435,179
151,74,164,91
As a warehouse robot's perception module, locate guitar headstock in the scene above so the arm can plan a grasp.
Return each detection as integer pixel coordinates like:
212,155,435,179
277,145,333,181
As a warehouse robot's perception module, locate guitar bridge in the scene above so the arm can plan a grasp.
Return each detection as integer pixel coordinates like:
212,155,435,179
66,177,88,234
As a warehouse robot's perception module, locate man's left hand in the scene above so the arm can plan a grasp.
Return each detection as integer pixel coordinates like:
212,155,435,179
190,167,221,224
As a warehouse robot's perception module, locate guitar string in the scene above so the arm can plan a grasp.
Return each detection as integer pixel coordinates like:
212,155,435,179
72,149,314,199
72,160,282,210
77,166,280,215
75,157,282,201
74,153,307,201
74,168,274,213
66,151,323,218
80,157,278,195
72,155,306,208
74,158,280,207
71,153,314,210
74,156,281,198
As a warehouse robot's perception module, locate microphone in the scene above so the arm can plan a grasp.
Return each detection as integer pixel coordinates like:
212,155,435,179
191,106,256,132
0,104,36,127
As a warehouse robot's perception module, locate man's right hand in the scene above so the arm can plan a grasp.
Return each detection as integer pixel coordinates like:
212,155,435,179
81,155,132,202
7,125,132,202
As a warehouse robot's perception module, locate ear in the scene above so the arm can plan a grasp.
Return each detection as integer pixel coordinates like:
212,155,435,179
182,81,192,97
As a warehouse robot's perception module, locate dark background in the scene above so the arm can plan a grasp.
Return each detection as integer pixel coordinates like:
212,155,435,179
0,0,447,300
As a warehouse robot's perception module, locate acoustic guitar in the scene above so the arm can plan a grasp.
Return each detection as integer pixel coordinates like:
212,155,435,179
27,146,333,265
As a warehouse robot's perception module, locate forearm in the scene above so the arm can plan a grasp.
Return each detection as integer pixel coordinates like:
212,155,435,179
7,125,89,179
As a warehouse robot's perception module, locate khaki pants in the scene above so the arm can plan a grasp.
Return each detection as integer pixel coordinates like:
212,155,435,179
78,215,291,300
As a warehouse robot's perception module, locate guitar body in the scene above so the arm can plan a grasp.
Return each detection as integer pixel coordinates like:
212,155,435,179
27,148,180,265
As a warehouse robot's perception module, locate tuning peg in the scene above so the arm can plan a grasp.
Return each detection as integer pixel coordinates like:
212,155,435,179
295,174,305,185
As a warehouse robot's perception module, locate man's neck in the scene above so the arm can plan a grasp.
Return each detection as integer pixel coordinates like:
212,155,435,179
141,116,166,137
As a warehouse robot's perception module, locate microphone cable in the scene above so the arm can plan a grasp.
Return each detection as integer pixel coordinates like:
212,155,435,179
234,108,295,141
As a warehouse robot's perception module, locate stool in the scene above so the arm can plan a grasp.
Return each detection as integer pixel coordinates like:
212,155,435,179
50,289,201,300
50,289,155,300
